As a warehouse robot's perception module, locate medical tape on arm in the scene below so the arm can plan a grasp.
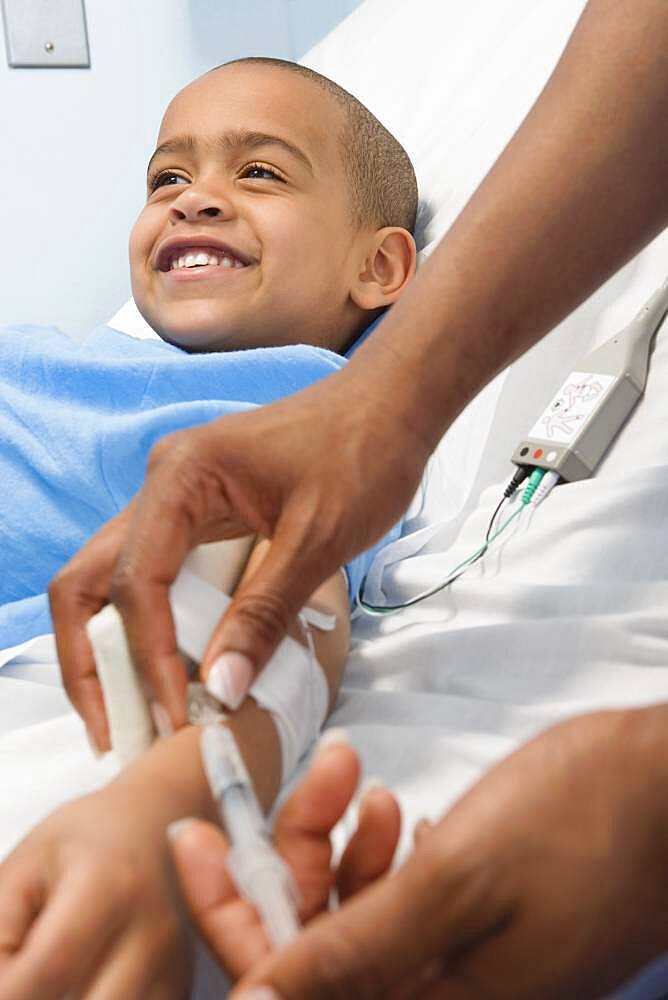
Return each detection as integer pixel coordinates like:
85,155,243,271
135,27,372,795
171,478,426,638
88,566,332,781
173,568,333,782
248,620,330,783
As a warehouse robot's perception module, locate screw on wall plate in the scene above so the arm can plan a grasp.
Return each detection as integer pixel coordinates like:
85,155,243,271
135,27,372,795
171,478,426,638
44,41,54,52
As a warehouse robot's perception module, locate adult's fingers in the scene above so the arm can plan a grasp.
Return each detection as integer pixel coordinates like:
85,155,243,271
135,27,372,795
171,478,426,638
169,741,364,978
336,785,401,902
49,508,133,750
230,819,508,1000
168,819,270,980
274,739,360,920
414,818,435,846
108,466,200,728
275,739,360,840
199,507,345,707
199,383,429,701
107,425,264,727
170,741,360,933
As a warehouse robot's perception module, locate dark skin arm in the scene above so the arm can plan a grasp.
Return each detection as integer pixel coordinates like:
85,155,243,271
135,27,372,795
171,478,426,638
50,0,668,742
45,2,668,993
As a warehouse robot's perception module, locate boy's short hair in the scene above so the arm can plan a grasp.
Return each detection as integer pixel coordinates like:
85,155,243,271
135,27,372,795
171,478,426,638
213,57,418,235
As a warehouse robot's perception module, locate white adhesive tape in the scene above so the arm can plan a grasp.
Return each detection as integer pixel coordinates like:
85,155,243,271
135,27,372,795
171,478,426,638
87,559,329,781
250,633,329,782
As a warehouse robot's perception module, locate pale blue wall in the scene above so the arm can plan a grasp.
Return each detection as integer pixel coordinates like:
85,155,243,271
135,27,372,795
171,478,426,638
189,0,363,78
0,0,363,337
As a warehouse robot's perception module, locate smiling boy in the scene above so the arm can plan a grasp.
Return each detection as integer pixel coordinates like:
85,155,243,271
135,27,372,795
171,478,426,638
0,59,418,998
132,57,417,354
1,56,418,652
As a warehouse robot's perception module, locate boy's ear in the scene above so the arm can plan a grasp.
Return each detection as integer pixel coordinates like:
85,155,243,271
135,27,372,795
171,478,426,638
350,227,417,311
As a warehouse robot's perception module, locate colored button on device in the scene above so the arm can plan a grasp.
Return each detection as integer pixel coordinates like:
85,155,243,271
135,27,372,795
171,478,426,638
533,448,543,459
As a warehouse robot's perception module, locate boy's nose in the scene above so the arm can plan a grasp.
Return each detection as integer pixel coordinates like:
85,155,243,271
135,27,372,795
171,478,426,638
168,186,236,223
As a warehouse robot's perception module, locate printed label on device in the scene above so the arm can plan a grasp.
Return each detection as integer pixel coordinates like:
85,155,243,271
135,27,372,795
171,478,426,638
527,371,615,445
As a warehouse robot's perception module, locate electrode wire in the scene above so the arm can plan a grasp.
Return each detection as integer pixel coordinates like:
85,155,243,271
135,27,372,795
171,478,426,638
357,467,542,616
357,502,522,615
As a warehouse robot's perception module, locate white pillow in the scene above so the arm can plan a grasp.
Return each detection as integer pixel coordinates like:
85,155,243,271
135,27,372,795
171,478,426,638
107,298,158,340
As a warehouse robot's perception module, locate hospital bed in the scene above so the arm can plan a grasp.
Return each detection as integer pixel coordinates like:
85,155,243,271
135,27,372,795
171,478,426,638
3,0,668,996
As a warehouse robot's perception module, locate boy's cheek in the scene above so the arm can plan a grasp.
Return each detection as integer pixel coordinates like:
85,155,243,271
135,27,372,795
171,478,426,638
128,210,160,273
128,216,145,260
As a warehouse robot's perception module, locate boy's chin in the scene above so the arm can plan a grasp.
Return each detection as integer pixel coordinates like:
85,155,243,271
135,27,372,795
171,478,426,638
159,328,233,353
143,307,241,353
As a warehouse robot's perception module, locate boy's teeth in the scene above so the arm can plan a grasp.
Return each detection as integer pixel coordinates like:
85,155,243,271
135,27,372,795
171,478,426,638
169,250,243,270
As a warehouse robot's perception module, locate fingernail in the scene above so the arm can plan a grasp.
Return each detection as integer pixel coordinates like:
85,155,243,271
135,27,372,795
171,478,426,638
413,818,434,844
151,701,174,739
167,817,196,842
316,727,350,755
235,988,283,1000
85,727,102,760
205,653,253,710
360,777,385,799
358,777,386,813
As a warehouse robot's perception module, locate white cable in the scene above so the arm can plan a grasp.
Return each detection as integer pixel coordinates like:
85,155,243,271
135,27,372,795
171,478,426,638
531,469,561,505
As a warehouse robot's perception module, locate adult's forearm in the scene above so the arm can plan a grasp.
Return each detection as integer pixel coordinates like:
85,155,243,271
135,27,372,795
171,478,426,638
350,0,668,453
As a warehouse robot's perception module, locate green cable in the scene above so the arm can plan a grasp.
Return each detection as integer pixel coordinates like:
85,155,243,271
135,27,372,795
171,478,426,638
357,471,546,616
521,467,546,505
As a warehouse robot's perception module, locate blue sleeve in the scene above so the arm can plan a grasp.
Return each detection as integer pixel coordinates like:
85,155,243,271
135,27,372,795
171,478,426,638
342,518,403,608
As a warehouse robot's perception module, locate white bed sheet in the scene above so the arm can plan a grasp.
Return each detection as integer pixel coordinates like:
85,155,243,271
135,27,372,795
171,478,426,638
3,0,668,996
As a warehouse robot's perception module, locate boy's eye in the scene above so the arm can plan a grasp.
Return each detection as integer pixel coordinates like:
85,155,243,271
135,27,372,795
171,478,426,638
148,162,285,193
241,162,284,182
149,171,187,191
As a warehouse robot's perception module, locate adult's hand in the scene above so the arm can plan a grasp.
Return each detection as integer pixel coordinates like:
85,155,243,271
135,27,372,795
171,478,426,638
50,366,429,750
51,0,668,751
230,705,668,1000
168,738,401,983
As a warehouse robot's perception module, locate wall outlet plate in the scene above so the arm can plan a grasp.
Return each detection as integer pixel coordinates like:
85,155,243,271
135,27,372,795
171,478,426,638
2,0,90,68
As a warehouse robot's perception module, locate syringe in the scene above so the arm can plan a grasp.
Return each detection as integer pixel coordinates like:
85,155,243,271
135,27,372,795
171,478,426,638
199,720,301,949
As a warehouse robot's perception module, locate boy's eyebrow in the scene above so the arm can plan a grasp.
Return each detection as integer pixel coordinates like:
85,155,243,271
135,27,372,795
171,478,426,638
146,129,315,181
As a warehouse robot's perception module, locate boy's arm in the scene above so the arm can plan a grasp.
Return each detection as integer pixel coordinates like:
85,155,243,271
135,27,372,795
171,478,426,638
0,557,350,1000
117,543,349,820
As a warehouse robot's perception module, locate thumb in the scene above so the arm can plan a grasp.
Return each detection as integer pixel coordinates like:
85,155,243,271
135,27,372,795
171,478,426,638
201,515,336,708
168,819,270,980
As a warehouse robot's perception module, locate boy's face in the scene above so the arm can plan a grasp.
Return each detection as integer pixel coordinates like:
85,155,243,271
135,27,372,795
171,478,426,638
130,63,367,352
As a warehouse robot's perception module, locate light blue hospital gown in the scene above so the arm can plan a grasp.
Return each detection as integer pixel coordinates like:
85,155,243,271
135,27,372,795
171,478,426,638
0,324,399,648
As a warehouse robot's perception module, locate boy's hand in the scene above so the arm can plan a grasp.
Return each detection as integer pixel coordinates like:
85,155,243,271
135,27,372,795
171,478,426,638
0,782,192,1000
169,738,401,982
